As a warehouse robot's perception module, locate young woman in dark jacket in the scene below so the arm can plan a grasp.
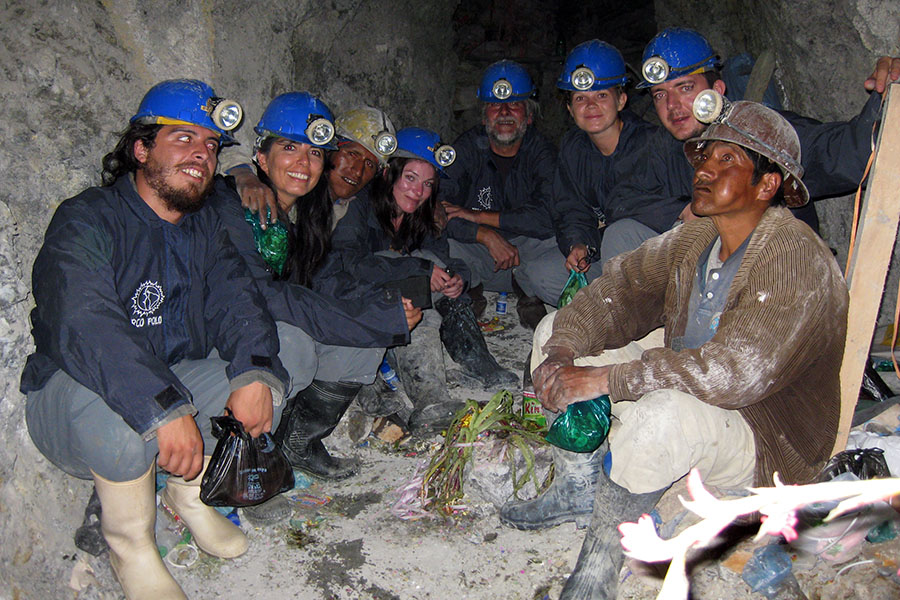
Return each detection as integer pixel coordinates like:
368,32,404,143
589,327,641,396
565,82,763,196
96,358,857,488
330,127,516,434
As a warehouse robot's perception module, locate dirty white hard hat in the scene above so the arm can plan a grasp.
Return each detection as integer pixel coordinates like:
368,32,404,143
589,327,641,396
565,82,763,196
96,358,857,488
335,106,397,167
684,92,809,207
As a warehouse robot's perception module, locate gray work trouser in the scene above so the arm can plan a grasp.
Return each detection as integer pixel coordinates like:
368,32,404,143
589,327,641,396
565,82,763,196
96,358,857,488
600,219,665,270
25,321,382,482
448,236,568,306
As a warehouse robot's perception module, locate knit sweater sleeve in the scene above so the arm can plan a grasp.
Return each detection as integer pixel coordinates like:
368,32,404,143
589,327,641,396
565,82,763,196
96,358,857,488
608,215,848,409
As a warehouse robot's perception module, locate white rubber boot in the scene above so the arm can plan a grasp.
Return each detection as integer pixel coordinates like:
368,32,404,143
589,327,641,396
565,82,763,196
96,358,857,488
160,456,248,558
92,465,187,600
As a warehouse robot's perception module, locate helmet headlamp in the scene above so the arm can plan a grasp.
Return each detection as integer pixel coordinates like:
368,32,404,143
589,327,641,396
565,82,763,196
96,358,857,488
207,98,243,131
570,66,595,91
374,131,397,156
435,144,456,168
306,115,335,146
491,79,513,101
641,57,670,85
692,90,729,124
373,110,396,156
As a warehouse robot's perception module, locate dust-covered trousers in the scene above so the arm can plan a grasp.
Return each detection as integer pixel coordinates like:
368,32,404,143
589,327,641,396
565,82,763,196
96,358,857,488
448,236,569,306
531,312,756,494
26,321,382,482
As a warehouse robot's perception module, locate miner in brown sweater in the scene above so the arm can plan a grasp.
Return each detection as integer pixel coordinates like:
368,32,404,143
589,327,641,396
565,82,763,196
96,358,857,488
525,96,849,598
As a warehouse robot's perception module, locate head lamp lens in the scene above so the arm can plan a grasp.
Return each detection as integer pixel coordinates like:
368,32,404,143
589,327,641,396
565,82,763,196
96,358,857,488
210,99,243,131
692,90,726,124
642,57,669,85
374,132,397,155
492,79,512,100
571,67,595,91
306,117,335,146
435,145,456,167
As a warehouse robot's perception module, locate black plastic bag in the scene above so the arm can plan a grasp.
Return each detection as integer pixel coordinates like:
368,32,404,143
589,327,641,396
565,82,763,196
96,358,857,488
816,447,890,483
200,410,294,507
545,395,612,453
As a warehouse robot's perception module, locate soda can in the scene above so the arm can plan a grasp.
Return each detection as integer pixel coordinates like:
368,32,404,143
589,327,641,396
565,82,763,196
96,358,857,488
521,388,546,428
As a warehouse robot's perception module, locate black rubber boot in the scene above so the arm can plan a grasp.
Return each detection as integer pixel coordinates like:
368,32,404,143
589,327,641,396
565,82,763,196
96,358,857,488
272,380,361,480
434,296,517,390
355,352,411,418
74,487,109,556
559,471,666,599
394,315,465,436
512,276,547,330
468,283,487,319
500,443,605,530
356,381,411,418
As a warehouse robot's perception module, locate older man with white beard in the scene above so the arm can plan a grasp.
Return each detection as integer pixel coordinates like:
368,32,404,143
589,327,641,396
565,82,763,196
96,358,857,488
440,60,567,329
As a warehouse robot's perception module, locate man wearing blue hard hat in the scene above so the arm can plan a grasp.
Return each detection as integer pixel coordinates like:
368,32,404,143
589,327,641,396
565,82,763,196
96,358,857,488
600,27,900,260
20,79,297,600
440,60,567,329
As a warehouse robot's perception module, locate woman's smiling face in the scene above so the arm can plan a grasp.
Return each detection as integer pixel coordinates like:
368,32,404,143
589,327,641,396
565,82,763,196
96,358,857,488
257,138,325,210
392,159,436,214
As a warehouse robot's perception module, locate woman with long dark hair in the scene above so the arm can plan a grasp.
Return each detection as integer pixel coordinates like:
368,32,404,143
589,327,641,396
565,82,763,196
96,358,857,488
330,127,516,434
208,93,418,511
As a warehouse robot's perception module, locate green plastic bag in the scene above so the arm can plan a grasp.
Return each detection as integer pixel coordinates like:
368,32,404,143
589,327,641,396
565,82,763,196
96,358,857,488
557,269,588,308
244,208,289,276
544,395,611,453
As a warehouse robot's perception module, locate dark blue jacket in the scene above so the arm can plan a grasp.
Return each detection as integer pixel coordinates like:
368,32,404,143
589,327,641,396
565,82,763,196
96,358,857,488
207,179,409,348
552,112,659,255
607,93,884,234
326,187,471,287
20,175,289,437
442,125,557,242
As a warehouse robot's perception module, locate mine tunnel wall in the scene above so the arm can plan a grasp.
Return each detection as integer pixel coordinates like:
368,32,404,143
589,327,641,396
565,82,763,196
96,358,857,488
0,1,897,595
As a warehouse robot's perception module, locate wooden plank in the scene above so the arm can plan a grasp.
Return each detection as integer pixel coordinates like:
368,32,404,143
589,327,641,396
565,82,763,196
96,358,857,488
834,83,900,455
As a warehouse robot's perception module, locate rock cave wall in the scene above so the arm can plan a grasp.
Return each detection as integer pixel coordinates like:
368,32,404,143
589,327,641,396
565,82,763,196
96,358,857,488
0,1,455,596
0,1,898,596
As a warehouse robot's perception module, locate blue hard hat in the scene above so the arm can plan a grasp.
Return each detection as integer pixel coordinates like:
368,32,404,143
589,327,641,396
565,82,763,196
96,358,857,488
131,79,242,144
557,40,628,92
254,92,337,150
476,60,535,103
636,27,721,89
393,127,456,178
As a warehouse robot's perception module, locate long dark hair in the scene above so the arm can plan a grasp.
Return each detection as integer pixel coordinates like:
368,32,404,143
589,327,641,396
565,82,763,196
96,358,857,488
255,136,333,287
101,122,163,185
371,157,439,253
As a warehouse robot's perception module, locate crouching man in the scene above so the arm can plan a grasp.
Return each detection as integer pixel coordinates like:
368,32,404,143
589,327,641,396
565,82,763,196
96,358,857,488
523,98,848,598
21,80,294,600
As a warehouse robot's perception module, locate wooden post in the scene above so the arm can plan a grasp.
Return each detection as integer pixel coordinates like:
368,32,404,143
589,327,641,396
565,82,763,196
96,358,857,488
834,83,900,455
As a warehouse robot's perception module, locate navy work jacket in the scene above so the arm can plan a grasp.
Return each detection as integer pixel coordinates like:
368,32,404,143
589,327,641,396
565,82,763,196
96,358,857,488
552,112,659,255
326,188,471,287
207,179,409,348
21,175,289,437
442,126,557,243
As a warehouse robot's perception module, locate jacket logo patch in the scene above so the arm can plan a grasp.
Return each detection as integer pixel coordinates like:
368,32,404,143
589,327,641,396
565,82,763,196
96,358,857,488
477,186,493,210
130,280,165,328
